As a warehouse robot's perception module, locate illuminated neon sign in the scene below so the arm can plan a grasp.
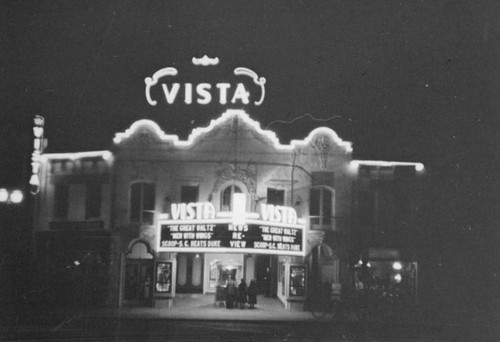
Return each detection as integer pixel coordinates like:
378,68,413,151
30,115,45,194
158,195,306,256
145,56,266,107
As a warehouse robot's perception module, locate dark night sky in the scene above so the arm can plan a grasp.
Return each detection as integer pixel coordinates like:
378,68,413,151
1,0,499,302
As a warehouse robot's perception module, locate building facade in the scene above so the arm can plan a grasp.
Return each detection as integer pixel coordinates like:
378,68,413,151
33,110,423,309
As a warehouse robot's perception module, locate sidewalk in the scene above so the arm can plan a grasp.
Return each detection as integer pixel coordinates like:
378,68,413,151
80,295,315,322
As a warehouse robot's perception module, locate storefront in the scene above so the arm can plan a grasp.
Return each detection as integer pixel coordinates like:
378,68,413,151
148,195,307,308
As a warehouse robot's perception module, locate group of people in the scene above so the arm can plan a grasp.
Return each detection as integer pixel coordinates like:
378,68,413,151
225,277,258,309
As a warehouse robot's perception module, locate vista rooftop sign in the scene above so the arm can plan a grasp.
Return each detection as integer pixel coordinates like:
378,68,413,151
145,56,266,107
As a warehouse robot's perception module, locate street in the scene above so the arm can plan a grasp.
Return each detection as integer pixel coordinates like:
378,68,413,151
5,315,499,342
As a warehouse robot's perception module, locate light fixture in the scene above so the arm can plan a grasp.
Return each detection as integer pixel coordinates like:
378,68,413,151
0,189,8,202
394,273,402,283
392,261,403,271
232,193,246,225
415,163,425,172
10,190,23,204
0,188,23,204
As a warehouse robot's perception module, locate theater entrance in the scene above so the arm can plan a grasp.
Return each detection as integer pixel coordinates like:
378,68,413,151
255,255,278,296
176,253,204,294
123,241,154,307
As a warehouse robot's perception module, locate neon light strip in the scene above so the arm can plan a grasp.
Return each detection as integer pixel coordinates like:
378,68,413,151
159,218,234,225
350,160,424,171
156,246,305,256
41,150,113,161
158,218,305,230
243,218,305,230
113,109,353,153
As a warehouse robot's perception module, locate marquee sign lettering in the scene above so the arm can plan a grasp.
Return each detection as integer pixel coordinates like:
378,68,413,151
158,195,305,256
145,55,266,107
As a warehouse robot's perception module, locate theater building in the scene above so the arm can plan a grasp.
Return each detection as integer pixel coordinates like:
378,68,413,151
32,109,424,310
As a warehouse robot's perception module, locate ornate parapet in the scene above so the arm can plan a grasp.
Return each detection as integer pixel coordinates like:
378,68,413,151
211,162,257,197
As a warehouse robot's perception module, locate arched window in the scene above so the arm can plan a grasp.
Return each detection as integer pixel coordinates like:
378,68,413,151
130,182,155,224
221,185,242,211
309,187,334,229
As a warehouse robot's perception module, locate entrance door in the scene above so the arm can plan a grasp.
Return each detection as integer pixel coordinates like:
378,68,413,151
176,253,204,293
123,241,154,306
256,255,278,296
124,262,153,305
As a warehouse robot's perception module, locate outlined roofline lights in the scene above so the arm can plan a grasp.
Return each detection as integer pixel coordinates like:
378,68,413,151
41,150,112,161
113,109,353,153
349,160,425,172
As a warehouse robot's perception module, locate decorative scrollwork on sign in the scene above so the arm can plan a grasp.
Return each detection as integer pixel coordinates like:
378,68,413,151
234,67,266,106
312,135,332,169
211,163,257,197
192,55,220,66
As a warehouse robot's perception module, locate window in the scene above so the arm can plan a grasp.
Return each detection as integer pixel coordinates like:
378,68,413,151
267,188,284,206
221,185,242,211
130,182,155,224
309,187,333,228
358,190,375,227
53,184,69,219
85,183,102,219
181,185,199,203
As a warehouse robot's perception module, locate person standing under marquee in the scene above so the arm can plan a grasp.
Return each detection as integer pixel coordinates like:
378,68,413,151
247,279,258,309
226,276,237,309
237,278,247,309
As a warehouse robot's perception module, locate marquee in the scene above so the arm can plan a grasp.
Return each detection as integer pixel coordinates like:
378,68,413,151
157,194,306,256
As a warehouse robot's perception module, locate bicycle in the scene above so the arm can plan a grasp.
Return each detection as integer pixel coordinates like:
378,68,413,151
309,289,342,319
309,288,370,322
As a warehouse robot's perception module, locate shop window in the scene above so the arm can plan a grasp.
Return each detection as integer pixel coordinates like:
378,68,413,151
221,185,242,211
53,183,69,219
309,187,334,228
181,185,199,203
358,190,375,227
312,172,334,187
267,188,284,205
85,183,102,219
290,265,306,297
130,182,155,224
155,262,172,293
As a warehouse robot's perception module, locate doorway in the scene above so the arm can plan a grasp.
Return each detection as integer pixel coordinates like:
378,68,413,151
124,262,153,305
176,253,204,294
256,255,278,297
123,241,154,306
